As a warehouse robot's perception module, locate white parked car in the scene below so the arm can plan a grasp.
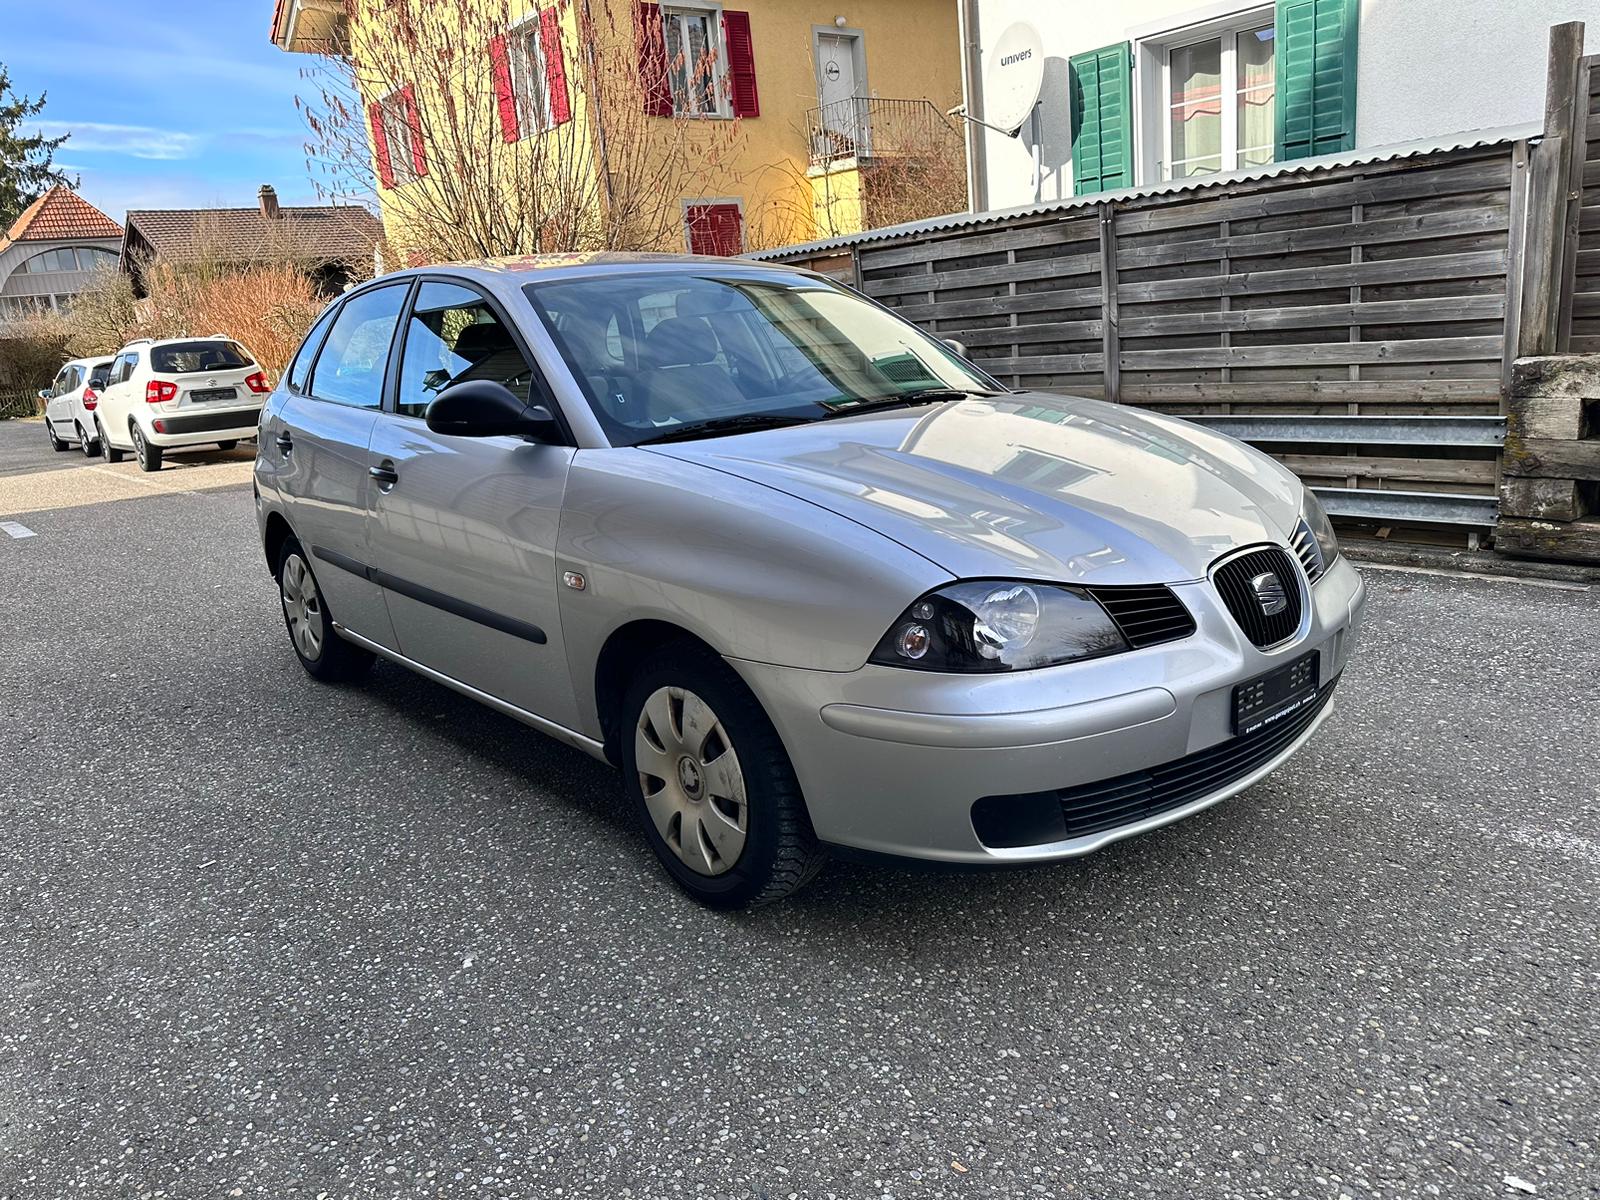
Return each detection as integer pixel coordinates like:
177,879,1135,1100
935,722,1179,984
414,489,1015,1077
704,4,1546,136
41,357,114,456
96,336,271,471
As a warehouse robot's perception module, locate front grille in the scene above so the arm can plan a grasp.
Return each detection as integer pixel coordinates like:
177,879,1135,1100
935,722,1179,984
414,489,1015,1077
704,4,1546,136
1290,520,1326,583
970,678,1338,849
1085,584,1196,649
1212,546,1304,648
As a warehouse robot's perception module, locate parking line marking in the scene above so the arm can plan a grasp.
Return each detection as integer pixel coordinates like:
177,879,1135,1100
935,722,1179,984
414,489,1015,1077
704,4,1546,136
0,521,37,539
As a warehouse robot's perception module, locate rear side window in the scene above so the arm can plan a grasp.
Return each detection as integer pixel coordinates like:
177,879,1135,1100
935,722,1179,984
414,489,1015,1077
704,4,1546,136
88,364,111,389
151,341,252,374
309,284,407,409
287,306,338,394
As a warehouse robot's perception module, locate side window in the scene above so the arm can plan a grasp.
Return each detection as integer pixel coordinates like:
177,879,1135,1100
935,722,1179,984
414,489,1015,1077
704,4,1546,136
51,368,70,395
308,285,407,409
288,306,337,394
395,282,534,419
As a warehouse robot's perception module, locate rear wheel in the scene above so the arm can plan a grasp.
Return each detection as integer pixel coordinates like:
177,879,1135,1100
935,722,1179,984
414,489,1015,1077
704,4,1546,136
217,439,238,451
77,424,98,457
97,420,124,464
130,422,163,472
621,644,825,908
276,537,374,682
45,417,67,452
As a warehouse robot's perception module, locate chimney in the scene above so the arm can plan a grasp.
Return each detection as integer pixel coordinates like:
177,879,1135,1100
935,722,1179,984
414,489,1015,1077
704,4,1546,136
258,184,281,220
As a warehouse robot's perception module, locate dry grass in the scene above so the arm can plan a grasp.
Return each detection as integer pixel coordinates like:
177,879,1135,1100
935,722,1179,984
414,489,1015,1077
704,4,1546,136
141,262,326,380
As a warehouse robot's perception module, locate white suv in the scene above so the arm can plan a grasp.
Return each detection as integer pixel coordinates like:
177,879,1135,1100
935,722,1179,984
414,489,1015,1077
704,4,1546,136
42,357,114,456
97,336,270,471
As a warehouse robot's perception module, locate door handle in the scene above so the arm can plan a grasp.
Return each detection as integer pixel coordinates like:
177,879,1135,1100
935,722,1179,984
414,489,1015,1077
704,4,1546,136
369,461,399,491
274,431,293,455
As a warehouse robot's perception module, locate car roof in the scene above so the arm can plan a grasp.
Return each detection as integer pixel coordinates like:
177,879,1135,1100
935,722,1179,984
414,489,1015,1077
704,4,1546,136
63,357,112,368
365,252,824,294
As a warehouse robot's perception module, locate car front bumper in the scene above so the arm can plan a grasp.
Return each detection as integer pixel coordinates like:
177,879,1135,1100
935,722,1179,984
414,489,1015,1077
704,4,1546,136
731,555,1366,864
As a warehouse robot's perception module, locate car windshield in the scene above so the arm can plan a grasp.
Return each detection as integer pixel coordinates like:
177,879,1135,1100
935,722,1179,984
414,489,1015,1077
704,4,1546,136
522,271,1001,446
152,341,252,374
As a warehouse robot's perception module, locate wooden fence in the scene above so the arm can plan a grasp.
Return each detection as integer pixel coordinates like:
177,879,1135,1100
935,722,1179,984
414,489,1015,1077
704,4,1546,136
752,24,1600,552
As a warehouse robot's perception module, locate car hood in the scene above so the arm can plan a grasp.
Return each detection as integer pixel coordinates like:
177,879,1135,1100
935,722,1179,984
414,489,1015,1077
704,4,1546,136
647,393,1304,585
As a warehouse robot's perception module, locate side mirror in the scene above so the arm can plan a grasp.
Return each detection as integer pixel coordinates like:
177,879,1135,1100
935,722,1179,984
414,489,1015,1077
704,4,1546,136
940,338,969,359
38,389,53,401
424,378,561,442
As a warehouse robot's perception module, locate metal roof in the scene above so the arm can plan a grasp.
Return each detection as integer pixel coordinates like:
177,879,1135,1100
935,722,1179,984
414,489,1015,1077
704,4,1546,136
746,123,1543,262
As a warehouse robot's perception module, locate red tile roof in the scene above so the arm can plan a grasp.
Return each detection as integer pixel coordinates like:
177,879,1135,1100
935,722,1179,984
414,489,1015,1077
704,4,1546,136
3,186,123,243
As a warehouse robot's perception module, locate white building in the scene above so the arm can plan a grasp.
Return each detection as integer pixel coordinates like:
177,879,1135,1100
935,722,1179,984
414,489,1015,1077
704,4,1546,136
957,0,1600,211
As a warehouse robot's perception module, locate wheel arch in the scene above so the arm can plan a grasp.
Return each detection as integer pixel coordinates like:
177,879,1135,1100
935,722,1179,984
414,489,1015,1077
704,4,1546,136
593,619,721,766
262,511,295,577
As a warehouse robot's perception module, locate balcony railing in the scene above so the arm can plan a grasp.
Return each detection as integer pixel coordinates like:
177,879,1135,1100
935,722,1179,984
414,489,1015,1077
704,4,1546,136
806,97,957,167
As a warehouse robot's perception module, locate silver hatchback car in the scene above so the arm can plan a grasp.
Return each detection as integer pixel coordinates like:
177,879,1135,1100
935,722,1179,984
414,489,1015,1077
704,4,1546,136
255,254,1365,907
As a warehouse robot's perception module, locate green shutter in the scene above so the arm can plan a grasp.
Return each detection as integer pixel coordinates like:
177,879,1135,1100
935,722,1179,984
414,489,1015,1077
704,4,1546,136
1069,42,1133,195
1275,0,1359,160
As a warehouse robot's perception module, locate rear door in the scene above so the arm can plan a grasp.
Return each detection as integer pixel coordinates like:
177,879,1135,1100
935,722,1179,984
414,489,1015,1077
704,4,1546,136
273,283,412,649
365,278,580,728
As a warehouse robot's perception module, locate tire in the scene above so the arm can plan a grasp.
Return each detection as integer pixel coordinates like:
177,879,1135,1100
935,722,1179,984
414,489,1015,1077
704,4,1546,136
621,642,825,908
77,424,99,457
97,420,124,464
217,440,238,451
275,537,375,683
130,422,163,472
46,417,67,452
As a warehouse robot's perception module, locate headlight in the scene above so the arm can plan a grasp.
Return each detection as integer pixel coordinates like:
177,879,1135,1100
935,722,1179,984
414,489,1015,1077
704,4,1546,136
869,581,1129,672
1301,487,1340,569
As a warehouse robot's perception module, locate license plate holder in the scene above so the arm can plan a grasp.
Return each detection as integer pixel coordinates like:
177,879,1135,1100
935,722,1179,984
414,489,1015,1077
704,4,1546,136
189,387,237,404
1232,651,1320,736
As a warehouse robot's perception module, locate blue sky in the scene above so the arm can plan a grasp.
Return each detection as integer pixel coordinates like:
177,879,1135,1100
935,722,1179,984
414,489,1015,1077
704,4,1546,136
5,0,325,222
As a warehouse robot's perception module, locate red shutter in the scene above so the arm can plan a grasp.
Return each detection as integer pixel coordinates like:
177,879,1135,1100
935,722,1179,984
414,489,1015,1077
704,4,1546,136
637,2,672,116
401,84,428,177
368,100,395,189
722,10,758,118
489,34,521,142
540,8,572,125
686,203,743,256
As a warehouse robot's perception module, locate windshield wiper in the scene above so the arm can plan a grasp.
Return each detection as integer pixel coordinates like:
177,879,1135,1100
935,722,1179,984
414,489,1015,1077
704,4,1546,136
821,387,997,416
633,413,815,446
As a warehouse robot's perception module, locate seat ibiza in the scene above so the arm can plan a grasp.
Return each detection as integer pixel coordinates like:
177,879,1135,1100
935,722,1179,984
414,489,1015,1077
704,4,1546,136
256,255,1365,907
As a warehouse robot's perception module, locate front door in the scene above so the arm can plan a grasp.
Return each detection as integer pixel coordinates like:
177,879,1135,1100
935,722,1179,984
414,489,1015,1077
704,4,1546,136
816,32,865,153
366,280,580,730
275,282,411,649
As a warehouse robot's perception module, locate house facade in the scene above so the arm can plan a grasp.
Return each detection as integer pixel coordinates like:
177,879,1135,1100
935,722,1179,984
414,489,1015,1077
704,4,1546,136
270,0,965,256
0,187,122,324
959,0,1600,211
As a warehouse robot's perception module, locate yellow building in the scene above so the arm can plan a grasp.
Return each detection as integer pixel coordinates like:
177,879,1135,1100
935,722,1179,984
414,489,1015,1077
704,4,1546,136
270,0,966,257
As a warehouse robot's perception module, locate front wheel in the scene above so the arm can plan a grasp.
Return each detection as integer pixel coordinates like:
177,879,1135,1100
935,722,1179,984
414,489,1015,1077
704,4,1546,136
97,420,124,463
130,423,162,472
621,644,825,908
276,537,374,682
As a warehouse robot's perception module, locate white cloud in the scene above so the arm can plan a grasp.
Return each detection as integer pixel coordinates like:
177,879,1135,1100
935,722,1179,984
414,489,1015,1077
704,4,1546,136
31,121,204,161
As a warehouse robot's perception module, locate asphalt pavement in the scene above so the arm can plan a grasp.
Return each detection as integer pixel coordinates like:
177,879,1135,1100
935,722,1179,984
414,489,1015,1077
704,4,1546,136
1,423,1597,1199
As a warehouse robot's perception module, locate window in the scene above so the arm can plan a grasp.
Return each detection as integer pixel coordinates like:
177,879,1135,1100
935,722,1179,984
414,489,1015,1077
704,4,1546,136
308,285,408,409
14,246,116,274
288,306,338,394
395,282,534,419
88,363,111,390
369,87,426,188
113,352,139,384
523,271,998,446
685,202,742,256
1163,19,1275,180
151,341,253,374
664,4,723,116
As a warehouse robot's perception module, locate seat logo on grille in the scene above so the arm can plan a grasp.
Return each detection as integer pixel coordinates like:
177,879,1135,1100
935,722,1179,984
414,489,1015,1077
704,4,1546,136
1250,571,1288,617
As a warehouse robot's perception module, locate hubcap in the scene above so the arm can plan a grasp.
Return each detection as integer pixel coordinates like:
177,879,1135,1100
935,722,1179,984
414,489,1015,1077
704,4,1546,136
280,554,324,661
634,686,748,877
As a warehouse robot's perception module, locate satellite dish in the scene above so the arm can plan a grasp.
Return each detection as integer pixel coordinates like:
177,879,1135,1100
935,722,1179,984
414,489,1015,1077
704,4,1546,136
985,22,1044,136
